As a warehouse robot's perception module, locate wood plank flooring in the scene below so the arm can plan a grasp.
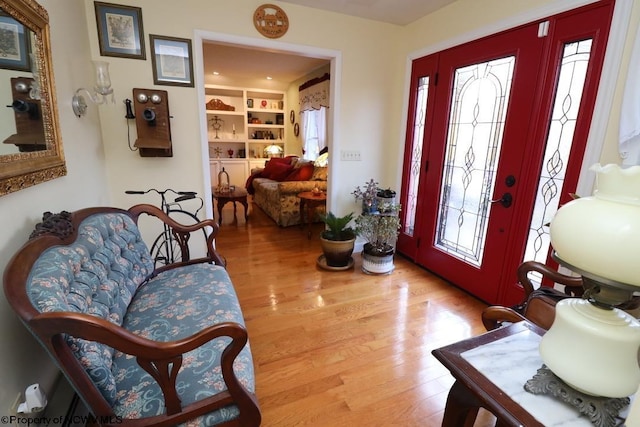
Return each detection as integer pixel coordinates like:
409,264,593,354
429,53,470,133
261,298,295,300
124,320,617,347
213,200,497,426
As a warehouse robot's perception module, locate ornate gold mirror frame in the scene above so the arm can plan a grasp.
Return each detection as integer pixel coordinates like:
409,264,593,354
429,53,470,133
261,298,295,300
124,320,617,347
0,0,66,196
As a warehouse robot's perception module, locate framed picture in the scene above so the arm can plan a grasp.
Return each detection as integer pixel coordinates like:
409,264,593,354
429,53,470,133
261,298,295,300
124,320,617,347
94,2,145,59
0,13,31,71
150,34,194,87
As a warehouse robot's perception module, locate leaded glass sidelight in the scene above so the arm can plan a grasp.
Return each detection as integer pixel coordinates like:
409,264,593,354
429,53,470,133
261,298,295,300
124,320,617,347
434,57,515,267
523,39,592,269
404,76,429,236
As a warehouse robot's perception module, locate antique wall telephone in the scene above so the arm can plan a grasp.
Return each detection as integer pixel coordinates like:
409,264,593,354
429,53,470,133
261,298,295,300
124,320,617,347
127,88,173,157
124,98,135,119
3,77,46,152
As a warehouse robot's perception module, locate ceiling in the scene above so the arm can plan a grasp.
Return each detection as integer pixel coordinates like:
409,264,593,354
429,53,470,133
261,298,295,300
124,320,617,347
203,1,456,87
278,0,457,26
203,42,329,88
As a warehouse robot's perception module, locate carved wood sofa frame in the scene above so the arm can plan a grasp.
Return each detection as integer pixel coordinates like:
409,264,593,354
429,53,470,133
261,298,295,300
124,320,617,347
3,205,261,427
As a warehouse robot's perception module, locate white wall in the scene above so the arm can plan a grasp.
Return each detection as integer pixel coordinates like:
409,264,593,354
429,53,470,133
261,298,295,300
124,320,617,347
0,0,109,415
84,0,403,219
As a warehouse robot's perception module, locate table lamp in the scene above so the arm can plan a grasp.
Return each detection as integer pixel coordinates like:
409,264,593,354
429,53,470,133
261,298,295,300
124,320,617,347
264,144,283,158
540,163,640,398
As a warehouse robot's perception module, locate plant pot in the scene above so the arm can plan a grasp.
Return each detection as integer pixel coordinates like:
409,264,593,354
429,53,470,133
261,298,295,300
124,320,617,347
377,189,396,212
320,236,355,268
361,243,395,275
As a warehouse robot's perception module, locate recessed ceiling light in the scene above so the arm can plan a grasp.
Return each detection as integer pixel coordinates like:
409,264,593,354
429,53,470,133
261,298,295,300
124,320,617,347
213,71,220,75
266,76,273,80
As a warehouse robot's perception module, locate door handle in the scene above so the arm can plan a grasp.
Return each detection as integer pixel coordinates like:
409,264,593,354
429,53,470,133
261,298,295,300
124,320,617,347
490,192,512,208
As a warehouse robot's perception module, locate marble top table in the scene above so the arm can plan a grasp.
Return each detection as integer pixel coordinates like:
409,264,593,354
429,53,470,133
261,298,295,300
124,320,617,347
432,321,632,427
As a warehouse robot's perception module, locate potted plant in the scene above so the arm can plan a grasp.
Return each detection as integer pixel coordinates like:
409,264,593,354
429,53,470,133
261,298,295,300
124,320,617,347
352,179,380,214
355,202,401,274
318,211,356,269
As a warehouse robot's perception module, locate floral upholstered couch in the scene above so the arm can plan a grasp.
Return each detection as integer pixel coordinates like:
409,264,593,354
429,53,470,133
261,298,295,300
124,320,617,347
246,156,327,227
3,206,261,427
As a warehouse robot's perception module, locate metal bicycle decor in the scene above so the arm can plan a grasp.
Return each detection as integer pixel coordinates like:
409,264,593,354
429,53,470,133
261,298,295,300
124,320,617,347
125,188,206,267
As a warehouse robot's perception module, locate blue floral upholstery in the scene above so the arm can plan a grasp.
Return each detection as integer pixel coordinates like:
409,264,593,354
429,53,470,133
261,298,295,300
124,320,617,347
24,212,255,425
27,213,154,404
112,263,254,425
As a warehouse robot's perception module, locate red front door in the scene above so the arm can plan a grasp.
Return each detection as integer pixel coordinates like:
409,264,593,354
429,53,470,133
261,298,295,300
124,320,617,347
397,1,614,304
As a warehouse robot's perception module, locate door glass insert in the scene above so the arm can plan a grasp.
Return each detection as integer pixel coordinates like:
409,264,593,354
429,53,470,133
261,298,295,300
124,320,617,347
523,39,592,279
435,57,515,267
404,76,429,236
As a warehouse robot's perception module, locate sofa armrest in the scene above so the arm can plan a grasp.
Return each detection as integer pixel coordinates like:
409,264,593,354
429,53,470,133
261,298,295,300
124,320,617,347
30,311,252,417
128,203,226,268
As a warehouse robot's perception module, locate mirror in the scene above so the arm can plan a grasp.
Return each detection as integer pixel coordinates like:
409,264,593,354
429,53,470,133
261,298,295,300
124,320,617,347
0,0,65,196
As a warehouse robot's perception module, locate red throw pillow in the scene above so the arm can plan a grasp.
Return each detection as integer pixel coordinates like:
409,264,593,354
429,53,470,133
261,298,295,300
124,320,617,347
268,157,292,166
285,163,314,181
262,160,294,181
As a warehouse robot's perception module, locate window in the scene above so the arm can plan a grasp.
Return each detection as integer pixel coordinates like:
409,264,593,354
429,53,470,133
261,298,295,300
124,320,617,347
301,107,327,160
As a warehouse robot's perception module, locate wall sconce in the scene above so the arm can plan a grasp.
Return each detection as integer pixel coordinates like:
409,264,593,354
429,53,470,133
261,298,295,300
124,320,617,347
72,60,114,117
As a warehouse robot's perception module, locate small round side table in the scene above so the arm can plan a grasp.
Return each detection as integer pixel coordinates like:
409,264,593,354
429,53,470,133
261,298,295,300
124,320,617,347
298,191,327,238
212,187,249,225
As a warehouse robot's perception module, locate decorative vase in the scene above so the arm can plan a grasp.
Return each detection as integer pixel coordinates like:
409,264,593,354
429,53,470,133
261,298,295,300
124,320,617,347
361,243,394,275
541,163,640,398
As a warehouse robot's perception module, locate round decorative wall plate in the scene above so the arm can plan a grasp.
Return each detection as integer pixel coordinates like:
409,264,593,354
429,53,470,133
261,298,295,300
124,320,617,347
253,4,289,39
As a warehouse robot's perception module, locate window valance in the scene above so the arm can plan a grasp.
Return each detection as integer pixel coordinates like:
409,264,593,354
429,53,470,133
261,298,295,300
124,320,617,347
299,73,330,112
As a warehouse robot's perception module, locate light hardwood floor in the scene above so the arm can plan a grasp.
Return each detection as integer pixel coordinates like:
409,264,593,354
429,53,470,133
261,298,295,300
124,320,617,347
214,199,498,426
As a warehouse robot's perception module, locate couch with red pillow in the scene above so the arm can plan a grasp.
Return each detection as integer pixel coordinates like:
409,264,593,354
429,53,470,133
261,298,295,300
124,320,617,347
245,156,327,227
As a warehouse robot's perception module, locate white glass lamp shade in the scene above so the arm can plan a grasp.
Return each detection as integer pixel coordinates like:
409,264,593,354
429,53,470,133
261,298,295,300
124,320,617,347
539,298,640,397
549,163,640,287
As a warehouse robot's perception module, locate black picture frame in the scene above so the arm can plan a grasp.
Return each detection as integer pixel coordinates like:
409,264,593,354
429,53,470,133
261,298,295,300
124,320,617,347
294,122,300,137
290,109,295,124
94,2,145,59
0,13,31,71
150,34,194,87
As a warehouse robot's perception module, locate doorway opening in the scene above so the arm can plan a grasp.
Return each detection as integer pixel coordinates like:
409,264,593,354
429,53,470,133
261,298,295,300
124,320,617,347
193,31,340,226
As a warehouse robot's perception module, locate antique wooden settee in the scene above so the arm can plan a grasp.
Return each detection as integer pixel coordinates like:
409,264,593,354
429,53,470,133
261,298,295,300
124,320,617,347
3,205,260,427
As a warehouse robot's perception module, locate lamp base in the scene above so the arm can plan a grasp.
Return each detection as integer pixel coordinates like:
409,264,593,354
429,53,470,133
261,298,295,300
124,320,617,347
525,364,630,427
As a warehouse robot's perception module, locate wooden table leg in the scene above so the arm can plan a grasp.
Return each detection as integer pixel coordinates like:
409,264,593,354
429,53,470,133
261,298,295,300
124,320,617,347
216,198,227,225
299,198,307,228
441,380,481,427
306,203,315,238
240,196,248,221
